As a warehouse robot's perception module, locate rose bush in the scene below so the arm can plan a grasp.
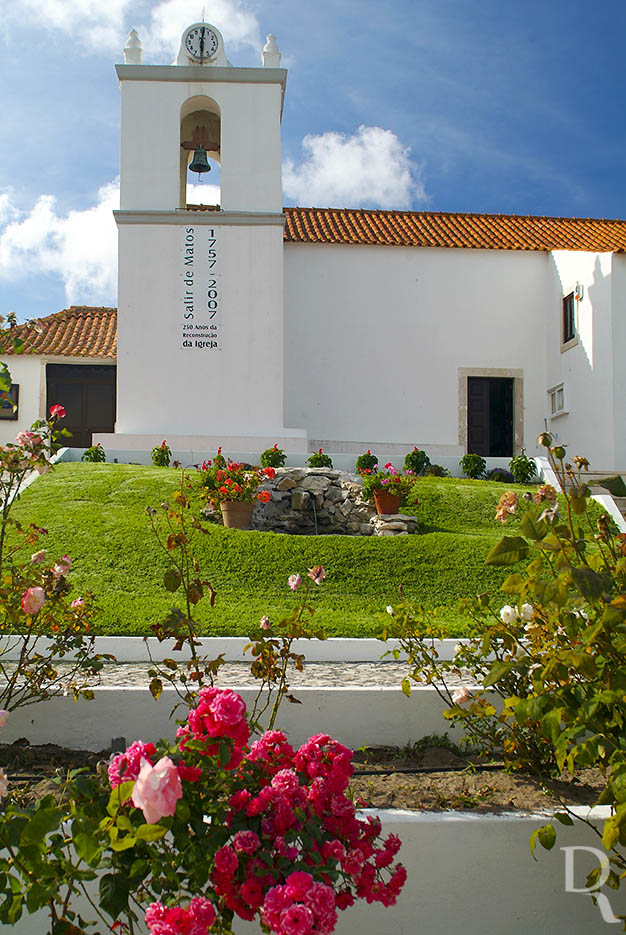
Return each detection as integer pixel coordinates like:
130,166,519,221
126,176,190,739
0,687,406,934
384,437,626,925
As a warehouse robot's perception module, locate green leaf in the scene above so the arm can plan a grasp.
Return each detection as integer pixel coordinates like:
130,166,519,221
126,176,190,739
572,567,605,601
73,832,102,864
149,677,163,700
163,569,182,592
541,708,563,743
553,812,575,826
19,808,63,845
107,782,135,817
520,512,547,541
602,817,620,851
99,873,129,920
537,823,557,850
595,476,626,497
401,677,411,698
483,660,513,687
135,823,166,842
485,536,529,566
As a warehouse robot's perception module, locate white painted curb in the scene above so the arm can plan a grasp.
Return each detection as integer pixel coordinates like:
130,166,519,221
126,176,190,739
0,636,463,663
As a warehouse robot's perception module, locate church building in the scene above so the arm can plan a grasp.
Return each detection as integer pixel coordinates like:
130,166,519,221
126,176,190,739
2,23,625,470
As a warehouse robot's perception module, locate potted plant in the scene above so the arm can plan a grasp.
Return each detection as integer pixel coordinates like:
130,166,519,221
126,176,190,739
360,462,415,515
201,460,274,529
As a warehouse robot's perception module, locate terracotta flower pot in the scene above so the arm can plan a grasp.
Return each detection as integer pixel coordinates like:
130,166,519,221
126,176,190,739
220,500,255,529
373,490,403,516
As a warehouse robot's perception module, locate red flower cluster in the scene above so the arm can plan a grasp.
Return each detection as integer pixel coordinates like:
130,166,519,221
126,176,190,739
177,686,250,769
213,728,406,924
145,896,216,935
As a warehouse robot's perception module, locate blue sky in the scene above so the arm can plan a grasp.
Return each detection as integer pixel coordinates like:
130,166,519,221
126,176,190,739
0,0,624,321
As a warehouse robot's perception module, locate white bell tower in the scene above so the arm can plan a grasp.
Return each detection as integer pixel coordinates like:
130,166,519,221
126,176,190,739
96,24,307,458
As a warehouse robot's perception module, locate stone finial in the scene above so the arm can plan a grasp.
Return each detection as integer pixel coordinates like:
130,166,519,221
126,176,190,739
262,33,281,68
123,29,142,65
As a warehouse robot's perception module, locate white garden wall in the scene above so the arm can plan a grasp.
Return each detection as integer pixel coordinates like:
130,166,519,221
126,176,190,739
3,808,616,935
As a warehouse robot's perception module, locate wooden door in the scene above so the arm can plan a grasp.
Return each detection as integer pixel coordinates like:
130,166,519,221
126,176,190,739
46,364,116,448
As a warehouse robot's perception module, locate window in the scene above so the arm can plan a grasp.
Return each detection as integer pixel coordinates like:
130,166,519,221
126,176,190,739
548,383,565,417
562,292,576,345
0,384,19,421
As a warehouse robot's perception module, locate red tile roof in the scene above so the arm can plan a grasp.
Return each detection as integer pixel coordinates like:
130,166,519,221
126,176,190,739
4,208,626,361
1,306,117,359
282,207,626,251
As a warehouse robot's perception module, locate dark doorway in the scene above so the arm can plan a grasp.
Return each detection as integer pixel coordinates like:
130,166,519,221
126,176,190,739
46,364,116,448
467,377,513,457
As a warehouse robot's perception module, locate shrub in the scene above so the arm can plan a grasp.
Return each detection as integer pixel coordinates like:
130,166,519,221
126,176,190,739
260,444,286,468
459,452,486,479
307,448,333,468
385,436,626,924
0,686,406,932
484,467,514,483
151,440,171,467
424,463,449,477
360,463,415,503
201,460,275,504
355,449,378,474
404,446,431,475
508,451,538,484
81,443,106,463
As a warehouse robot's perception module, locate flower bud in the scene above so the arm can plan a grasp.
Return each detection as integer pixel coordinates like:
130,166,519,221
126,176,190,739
537,432,552,448
551,445,566,460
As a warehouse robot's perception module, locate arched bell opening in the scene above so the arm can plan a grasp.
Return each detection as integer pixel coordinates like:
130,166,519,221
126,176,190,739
180,96,221,209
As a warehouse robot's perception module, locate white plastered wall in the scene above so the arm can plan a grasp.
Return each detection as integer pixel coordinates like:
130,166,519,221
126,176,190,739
548,251,615,467
611,254,626,468
116,221,288,437
283,245,552,455
117,67,284,213
0,355,44,445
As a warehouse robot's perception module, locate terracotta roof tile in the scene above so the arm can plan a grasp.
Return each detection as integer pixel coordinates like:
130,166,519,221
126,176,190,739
281,207,626,252
2,306,117,359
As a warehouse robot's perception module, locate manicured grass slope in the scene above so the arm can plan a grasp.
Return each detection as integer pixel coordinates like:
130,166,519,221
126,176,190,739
9,465,589,638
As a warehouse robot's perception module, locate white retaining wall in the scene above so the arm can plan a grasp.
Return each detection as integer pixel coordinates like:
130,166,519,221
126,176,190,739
2,807,616,935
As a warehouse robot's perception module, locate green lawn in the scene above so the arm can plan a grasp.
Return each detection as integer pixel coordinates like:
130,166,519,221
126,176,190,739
7,463,588,638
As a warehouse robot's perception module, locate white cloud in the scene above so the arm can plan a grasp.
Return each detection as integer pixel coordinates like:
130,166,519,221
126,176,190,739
6,0,132,51
186,182,221,205
145,0,260,58
2,0,260,57
283,126,425,210
0,180,119,306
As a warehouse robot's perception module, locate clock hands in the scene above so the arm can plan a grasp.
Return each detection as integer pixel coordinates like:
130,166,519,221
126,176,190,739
200,25,205,59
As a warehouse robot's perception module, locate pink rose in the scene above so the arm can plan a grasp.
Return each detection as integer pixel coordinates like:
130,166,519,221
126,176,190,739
21,586,45,615
71,597,85,609
52,555,72,577
288,573,301,591
30,550,46,564
49,404,66,419
0,711,8,728
0,769,7,799
259,615,271,630
232,830,260,854
307,565,326,585
452,686,472,705
131,756,182,824
211,690,246,727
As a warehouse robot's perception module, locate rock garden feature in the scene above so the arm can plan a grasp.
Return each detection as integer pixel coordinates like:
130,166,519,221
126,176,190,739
204,467,420,536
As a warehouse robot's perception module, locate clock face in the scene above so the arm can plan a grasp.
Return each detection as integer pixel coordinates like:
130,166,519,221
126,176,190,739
185,25,219,61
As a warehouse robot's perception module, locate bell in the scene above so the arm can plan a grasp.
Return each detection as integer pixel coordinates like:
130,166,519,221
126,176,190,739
189,147,211,175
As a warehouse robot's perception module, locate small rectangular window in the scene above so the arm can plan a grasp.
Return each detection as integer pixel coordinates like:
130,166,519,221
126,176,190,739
548,383,565,416
563,292,575,344
0,384,19,421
